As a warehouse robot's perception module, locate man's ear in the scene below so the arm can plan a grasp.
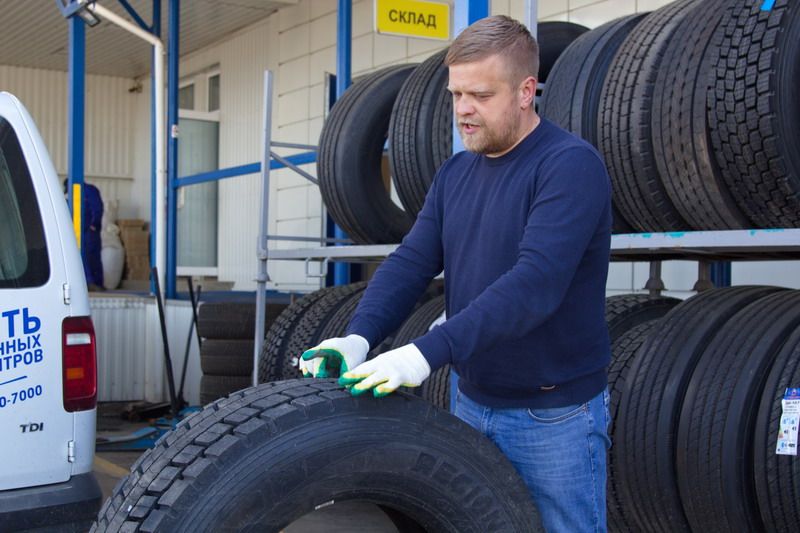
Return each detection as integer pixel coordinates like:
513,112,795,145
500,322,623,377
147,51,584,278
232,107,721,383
519,76,537,110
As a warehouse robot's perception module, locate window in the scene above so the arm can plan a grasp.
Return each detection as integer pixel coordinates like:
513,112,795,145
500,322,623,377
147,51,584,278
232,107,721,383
0,118,49,287
208,74,220,112
179,84,195,110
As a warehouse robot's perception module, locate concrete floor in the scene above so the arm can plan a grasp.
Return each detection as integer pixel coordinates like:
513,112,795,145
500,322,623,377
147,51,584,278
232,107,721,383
94,409,397,532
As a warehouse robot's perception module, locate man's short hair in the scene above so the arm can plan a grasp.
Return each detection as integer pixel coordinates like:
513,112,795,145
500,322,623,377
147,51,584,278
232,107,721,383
444,15,539,84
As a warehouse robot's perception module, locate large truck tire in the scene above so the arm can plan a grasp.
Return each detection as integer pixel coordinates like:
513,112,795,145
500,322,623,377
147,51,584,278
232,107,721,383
604,293,680,343
391,295,450,410
316,289,365,341
652,0,751,230
389,49,451,217
755,322,800,531
539,15,645,146
676,289,800,532
538,14,646,235
318,65,417,244
614,286,781,532
607,319,658,533
259,287,342,384
599,0,698,232
709,0,800,228
280,282,367,380
536,22,590,83
92,380,542,532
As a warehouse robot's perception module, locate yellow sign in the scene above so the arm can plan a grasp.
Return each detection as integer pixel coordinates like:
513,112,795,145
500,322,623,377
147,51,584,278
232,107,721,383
375,0,450,41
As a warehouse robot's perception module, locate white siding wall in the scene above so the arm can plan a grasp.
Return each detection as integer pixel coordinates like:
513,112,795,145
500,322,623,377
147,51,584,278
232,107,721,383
91,297,201,404
268,0,456,292
0,65,140,220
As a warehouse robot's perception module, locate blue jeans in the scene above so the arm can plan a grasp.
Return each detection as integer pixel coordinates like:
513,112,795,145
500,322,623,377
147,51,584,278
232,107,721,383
454,388,611,533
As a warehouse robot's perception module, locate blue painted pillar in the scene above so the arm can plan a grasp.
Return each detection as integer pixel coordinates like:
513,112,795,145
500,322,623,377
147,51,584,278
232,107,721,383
451,0,489,155
333,0,352,286
166,0,180,298
68,17,86,260
150,0,161,295
450,0,489,410
710,261,731,287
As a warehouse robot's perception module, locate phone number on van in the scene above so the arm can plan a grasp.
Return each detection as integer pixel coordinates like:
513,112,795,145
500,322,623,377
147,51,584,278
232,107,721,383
0,384,43,408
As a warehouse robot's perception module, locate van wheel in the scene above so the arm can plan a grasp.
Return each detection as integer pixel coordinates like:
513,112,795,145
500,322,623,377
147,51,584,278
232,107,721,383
92,380,542,532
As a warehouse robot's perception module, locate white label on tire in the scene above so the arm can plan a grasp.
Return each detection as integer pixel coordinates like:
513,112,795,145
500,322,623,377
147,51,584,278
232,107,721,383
776,388,800,456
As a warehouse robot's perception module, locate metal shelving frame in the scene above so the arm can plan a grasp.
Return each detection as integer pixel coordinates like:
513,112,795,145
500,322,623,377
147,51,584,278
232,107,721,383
267,230,800,263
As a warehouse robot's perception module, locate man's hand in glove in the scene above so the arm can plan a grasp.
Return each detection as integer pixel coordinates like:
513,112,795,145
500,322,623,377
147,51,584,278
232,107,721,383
300,334,369,378
339,343,431,397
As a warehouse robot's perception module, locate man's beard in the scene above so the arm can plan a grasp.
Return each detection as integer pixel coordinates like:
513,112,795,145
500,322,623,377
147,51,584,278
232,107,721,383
458,115,520,155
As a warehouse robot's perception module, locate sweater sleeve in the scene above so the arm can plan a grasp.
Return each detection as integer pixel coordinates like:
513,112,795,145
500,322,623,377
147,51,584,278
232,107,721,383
414,147,611,370
345,164,448,348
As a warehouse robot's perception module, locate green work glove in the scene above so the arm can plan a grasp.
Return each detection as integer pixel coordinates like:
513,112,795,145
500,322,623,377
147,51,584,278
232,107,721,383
300,334,369,378
339,343,431,397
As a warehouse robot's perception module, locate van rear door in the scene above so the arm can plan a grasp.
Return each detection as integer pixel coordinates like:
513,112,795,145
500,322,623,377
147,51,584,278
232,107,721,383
0,96,75,489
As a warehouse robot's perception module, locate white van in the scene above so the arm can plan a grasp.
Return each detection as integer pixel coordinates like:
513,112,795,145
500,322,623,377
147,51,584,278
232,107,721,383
0,92,101,530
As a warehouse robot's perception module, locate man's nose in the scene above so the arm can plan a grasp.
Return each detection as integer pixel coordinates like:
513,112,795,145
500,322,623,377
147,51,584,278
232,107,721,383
455,97,474,117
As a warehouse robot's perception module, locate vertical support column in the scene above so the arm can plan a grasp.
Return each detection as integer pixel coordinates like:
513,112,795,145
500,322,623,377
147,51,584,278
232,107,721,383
451,0,489,155
694,261,715,292
150,0,162,294
253,70,274,387
645,261,665,297
710,261,731,288
68,17,86,259
333,0,353,286
524,0,538,37
166,0,180,298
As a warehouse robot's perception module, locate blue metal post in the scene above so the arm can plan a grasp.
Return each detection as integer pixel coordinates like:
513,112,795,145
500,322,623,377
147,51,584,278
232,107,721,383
449,0,489,411
451,1,489,155
333,0,352,287
150,0,161,295
710,261,731,287
166,0,180,298
68,17,86,259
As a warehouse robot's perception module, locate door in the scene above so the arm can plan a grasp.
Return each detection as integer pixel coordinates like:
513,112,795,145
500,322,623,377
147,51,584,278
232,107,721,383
0,100,74,489
177,118,219,272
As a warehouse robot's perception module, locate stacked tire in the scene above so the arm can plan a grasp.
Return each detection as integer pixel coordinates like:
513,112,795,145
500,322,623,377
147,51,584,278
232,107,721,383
540,0,800,233
197,301,287,404
605,286,800,532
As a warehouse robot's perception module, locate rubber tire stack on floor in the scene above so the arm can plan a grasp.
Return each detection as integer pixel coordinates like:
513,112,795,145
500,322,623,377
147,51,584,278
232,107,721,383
197,301,287,405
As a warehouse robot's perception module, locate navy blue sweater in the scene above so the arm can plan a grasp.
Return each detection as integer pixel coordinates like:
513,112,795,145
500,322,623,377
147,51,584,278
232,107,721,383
347,118,612,408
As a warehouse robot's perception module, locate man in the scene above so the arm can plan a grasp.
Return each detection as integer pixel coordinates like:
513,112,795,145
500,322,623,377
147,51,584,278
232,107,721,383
301,15,612,532
64,179,104,290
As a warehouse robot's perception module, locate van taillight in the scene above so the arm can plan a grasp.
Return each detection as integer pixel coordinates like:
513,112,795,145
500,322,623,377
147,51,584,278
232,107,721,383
62,316,97,412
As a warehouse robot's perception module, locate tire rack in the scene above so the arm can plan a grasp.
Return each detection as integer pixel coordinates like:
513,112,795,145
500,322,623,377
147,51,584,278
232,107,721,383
267,230,800,278
252,0,800,386
254,63,800,385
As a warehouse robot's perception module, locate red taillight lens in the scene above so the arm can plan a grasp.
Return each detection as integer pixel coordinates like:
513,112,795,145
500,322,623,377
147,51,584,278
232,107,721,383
62,316,97,412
